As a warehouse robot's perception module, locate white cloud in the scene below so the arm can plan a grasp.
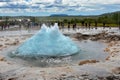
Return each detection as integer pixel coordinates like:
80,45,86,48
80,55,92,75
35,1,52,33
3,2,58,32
87,0,120,4
0,2,7,6
30,0,54,4
0,0,120,15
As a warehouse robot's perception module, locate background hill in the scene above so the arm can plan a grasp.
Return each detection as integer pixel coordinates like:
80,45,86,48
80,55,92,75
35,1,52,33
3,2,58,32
50,14,68,17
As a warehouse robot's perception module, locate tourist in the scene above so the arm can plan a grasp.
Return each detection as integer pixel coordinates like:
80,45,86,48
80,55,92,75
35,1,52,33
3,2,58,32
7,23,10,29
1,25,4,30
73,23,76,31
88,22,91,30
103,22,105,29
118,22,120,30
19,23,22,30
109,26,111,29
85,23,87,29
74,23,77,30
68,22,70,31
61,22,64,31
81,21,85,29
95,21,97,29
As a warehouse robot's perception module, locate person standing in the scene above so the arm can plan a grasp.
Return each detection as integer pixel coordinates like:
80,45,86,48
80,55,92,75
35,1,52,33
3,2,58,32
118,21,120,30
68,22,70,31
85,23,87,29
103,22,105,29
95,21,97,29
88,22,91,30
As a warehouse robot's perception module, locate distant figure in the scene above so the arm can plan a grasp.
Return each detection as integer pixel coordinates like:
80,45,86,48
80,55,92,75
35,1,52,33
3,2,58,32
73,23,76,30
39,23,42,28
7,23,10,29
58,22,60,27
72,24,74,30
88,22,91,30
1,25,4,30
103,22,105,29
61,22,64,29
95,21,97,29
85,23,87,29
68,22,70,30
75,23,77,28
81,21,85,29
19,23,22,30
26,22,30,31
109,26,111,29
118,22,120,30
51,22,54,26
3,24,7,30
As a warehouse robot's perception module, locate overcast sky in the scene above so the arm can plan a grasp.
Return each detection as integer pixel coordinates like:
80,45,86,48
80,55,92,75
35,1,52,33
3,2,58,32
0,0,120,16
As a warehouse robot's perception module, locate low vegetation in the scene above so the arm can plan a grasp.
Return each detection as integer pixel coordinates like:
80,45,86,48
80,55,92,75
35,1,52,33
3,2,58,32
0,11,120,28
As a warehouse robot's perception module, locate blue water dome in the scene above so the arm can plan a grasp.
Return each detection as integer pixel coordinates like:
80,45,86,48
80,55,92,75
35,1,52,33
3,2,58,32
13,23,80,58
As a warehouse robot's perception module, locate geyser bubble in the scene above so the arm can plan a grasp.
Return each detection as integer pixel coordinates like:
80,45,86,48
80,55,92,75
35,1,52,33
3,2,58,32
14,23,80,58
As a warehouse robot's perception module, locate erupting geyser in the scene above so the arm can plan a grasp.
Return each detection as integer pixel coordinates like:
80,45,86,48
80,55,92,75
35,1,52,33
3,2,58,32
13,23,79,58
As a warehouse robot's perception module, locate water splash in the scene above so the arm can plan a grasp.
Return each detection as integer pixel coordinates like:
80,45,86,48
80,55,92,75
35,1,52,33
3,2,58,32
13,23,80,58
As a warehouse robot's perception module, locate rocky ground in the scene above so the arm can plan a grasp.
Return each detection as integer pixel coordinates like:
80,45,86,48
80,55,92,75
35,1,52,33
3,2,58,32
0,29,120,80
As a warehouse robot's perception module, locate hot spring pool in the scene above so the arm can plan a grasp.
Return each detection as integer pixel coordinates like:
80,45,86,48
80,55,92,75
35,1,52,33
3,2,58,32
5,40,108,67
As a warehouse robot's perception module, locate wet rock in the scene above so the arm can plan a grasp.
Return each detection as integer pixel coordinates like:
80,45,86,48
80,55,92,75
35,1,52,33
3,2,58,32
5,40,19,45
5,38,9,41
8,77,18,80
81,74,89,77
79,60,89,65
0,44,3,47
79,60,99,65
61,74,66,77
74,33,90,40
97,77,105,80
108,43,113,47
106,75,120,80
0,56,5,61
0,39,3,41
112,67,120,74
5,42,12,45
106,56,110,60
0,44,4,50
104,48,110,52
59,75,80,80
12,41,19,45
74,32,120,42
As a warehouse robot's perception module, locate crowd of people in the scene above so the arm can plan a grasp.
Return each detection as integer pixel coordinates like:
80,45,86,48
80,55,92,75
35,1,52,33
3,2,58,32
0,21,120,31
0,23,10,30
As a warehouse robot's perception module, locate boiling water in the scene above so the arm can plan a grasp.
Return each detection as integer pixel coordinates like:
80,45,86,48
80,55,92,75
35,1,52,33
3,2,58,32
12,23,79,57
7,40,108,67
